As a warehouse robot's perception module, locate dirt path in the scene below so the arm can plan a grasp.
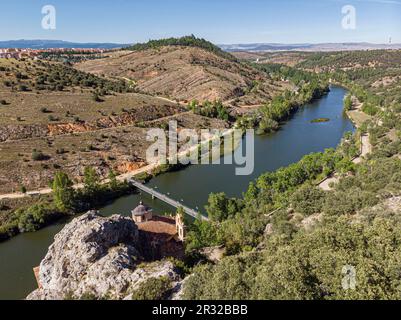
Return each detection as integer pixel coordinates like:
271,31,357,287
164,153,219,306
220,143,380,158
0,163,157,201
346,98,372,128
119,77,189,107
353,135,372,164
318,97,373,191
318,134,372,191
318,175,339,191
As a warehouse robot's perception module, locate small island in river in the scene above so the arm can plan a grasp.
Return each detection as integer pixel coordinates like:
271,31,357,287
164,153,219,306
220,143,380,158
311,118,330,123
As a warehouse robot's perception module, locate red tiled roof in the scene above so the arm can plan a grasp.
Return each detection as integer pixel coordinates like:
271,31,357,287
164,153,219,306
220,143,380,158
137,216,177,237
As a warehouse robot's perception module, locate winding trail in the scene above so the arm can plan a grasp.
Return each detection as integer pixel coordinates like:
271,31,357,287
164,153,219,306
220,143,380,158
318,96,374,191
318,134,371,191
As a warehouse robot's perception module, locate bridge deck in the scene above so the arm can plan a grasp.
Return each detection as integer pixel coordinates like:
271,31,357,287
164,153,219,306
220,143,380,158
129,179,209,221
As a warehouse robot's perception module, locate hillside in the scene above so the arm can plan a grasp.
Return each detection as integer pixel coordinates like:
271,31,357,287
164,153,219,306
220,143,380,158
0,57,229,196
126,35,236,61
75,42,287,105
296,50,401,115
181,50,401,300
233,51,312,66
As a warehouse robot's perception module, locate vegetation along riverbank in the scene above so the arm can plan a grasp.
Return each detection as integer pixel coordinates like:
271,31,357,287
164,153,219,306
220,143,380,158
181,50,401,299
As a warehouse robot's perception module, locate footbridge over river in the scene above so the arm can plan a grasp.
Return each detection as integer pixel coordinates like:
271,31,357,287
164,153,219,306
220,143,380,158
129,179,209,221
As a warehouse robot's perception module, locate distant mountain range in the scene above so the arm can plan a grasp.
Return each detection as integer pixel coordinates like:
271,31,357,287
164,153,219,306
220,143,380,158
219,42,401,52
1,39,401,52
0,40,128,49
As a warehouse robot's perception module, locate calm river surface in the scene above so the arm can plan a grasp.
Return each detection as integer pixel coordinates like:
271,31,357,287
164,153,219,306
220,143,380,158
0,86,353,300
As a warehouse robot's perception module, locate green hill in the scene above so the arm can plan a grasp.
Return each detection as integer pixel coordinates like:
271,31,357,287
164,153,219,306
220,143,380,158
125,35,237,61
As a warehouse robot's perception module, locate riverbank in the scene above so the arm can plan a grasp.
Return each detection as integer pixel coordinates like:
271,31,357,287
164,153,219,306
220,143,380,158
0,128,236,242
0,84,337,243
0,179,136,242
0,85,353,300
318,97,372,191
345,97,373,128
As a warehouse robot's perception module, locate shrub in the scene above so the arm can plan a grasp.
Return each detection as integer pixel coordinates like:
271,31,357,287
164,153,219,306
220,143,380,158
17,205,53,233
31,150,48,161
290,184,326,216
18,84,29,92
130,277,172,300
92,93,103,102
40,107,51,113
48,115,58,122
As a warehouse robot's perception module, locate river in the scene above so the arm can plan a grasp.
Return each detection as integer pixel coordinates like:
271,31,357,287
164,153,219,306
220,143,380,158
0,86,354,300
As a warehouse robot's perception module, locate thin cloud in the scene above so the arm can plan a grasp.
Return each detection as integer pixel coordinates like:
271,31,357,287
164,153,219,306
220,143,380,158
357,0,401,4
331,0,401,5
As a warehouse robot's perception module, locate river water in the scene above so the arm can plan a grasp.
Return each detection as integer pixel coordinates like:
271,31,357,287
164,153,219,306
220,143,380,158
0,86,353,300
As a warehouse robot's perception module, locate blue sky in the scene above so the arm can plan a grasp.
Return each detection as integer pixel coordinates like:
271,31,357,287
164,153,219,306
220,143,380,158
0,0,400,44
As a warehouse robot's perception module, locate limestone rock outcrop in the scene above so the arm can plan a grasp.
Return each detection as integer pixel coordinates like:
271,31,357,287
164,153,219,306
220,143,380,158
27,211,180,300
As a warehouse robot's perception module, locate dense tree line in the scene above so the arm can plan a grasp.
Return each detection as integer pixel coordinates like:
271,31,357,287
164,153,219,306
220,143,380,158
184,215,401,300
253,62,325,86
0,168,134,241
187,99,231,121
1,60,133,94
184,147,401,299
258,82,329,133
33,63,133,93
236,63,330,133
39,52,105,64
298,50,401,70
125,35,237,62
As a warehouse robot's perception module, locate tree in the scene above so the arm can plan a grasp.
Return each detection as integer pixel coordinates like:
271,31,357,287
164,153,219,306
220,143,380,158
83,166,100,194
176,206,185,218
20,185,27,194
108,170,118,190
52,172,75,212
185,219,220,252
92,92,102,102
183,217,401,300
31,150,47,161
344,94,353,111
290,184,325,216
17,204,52,233
205,192,241,222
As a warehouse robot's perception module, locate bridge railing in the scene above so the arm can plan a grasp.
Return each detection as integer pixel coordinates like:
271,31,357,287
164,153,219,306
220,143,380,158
129,179,209,221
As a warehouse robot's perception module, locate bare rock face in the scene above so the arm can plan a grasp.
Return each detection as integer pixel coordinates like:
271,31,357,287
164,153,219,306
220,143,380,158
27,211,180,300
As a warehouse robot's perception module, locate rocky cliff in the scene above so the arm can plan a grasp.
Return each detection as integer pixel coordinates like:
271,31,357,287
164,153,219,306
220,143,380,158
27,211,181,300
